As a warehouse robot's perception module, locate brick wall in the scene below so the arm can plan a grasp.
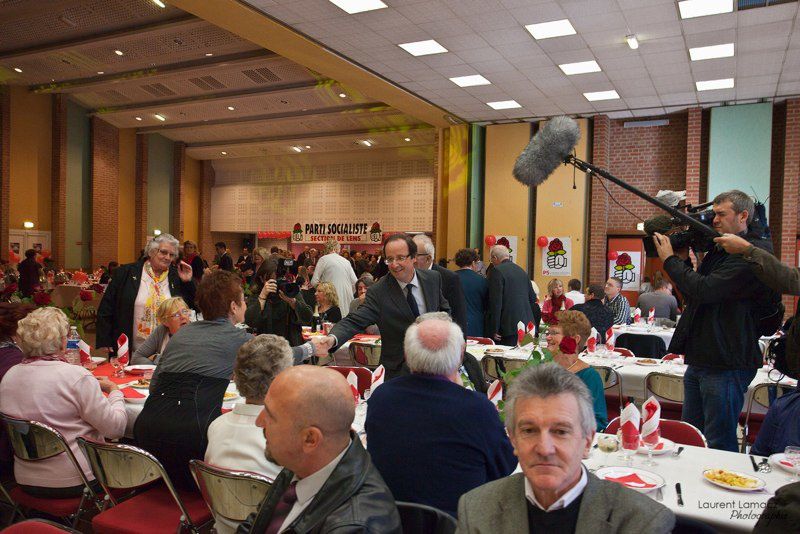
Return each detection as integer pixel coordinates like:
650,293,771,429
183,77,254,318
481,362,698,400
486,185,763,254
51,94,67,268
588,115,610,283
135,135,148,255
781,99,800,314
770,102,787,254
199,160,214,262
172,141,186,241
0,87,9,261
685,108,702,205
90,117,119,268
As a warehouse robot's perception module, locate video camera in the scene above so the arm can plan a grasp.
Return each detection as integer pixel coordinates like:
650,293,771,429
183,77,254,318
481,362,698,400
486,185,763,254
643,201,716,258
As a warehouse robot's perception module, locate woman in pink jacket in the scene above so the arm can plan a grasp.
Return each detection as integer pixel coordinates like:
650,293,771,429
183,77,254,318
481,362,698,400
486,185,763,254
0,307,127,498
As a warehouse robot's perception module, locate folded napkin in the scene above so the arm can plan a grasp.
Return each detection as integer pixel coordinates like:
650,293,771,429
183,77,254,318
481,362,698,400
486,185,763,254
78,339,92,365
639,439,665,450
633,308,641,323
641,396,661,445
587,337,596,352
605,327,615,352
648,307,656,325
620,402,640,447
346,371,359,404
487,380,502,408
120,387,145,399
604,473,656,489
371,365,385,392
517,321,536,350
353,334,380,341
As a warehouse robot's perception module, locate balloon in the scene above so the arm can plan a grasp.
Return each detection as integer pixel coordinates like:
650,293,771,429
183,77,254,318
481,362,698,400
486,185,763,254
537,236,549,248
40,250,51,259
607,251,619,261
484,235,496,247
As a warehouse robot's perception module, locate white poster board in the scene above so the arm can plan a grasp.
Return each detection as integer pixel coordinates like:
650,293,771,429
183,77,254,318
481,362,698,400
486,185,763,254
496,235,518,263
541,237,572,277
608,251,642,291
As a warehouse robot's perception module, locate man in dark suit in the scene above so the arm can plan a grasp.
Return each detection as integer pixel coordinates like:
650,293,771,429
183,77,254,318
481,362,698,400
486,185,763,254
325,233,450,378
486,245,539,346
571,284,615,343
236,246,253,274
412,234,468,336
215,242,233,272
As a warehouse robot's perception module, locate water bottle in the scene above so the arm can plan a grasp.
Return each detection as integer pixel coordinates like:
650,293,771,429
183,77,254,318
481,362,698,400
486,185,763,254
66,326,81,365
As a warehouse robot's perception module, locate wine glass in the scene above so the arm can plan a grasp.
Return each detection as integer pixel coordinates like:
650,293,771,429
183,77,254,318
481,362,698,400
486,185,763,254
116,352,129,378
642,429,661,467
110,356,122,378
597,435,619,468
621,433,639,467
785,446,800,482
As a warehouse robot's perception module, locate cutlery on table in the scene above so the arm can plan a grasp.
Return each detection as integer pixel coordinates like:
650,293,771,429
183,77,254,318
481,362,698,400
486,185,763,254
672,446,684,457
675,483,684,506
750,455,761,472
757,458,773,473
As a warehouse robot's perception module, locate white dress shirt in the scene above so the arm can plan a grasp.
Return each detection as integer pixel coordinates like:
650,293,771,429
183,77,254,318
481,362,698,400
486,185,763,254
565,290,585,305
525,466,588,512
279,443,351,532
396,271,427,316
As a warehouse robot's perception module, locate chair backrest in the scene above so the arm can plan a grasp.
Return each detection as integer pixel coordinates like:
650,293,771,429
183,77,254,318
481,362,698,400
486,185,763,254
77,437,205,526
189,460,272,523
742,382,796,442
467,337,495,346
396,501,457,534
1,519,81,533
644,372,684,403
480,356,529,383
603,417,707,447
591,365,623,411
0,414,96,496
348,342,381,369
327,366,373,395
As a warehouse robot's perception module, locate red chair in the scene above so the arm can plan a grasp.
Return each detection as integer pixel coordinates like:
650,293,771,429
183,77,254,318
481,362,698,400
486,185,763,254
643,372,684,421
1,519,80,533
739,382,795,453
467,337,495,346
604,417,708,447
328,366,373,395
77,438,212,534
615,347,635,358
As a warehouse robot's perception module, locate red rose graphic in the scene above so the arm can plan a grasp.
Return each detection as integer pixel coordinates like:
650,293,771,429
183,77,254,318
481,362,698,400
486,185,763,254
616,253,631,267
548,238,564,253
293,223,302,231
497,237,510,248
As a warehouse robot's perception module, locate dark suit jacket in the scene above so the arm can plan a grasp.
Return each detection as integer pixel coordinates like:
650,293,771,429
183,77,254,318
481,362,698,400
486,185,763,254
217,252,233,272
96,259,196,350
486,260,538,338
457,268,488,337
432,264,468,337
330,268,450,378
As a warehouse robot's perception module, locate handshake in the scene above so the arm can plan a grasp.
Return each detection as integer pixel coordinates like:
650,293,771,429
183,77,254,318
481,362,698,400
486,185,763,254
308,335,336,357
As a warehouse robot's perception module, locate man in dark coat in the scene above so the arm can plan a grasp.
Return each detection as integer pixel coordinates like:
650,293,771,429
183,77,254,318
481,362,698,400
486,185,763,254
486,245,539,346
571,284,615,343
215,242,233,272
413,234,468,336
17,249,41,297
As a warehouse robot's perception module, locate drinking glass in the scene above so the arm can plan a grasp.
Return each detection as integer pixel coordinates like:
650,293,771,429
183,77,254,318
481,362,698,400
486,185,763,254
110,357,123,378
597,435,619,468
621,434,639,467
117,352,129,377
785,446,800,482
642,429,661,467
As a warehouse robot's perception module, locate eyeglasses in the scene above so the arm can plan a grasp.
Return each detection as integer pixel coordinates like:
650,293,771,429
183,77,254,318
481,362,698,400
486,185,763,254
169,309,191,319
157,249,177,258
384,255,411,264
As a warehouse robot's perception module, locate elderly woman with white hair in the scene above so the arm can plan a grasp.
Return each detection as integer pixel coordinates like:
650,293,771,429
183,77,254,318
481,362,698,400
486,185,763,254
0,307,126,498
97,233,195,355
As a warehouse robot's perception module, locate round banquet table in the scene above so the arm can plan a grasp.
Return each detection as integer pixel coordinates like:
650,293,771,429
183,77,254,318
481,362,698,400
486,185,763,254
612,324,775,358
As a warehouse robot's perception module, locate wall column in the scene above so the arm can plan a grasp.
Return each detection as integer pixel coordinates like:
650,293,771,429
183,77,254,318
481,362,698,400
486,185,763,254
588,115,610,283
780,99,800,315
51,94,67,268
172,141,186,240
199,160,214,260
685,108,702,205
135,135,148,254
0,87,9,261
90,117,119,268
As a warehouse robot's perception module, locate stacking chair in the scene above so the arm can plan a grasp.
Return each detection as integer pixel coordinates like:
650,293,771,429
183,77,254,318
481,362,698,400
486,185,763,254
592,366,623,421
481,355,530,384
348,342,382,370
189,460,272,532
466,337,495,345
77,437,212,534
739,382,795,453
0,414,101,528
1,518,81,533
643,372,684,421
604,417,707,447
615,333,666,359
396,501,457,534
327,366,373,395
0,481,23,526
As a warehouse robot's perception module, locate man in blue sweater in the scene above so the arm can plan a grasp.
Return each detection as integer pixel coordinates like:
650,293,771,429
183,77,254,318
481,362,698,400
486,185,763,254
365,313,516,516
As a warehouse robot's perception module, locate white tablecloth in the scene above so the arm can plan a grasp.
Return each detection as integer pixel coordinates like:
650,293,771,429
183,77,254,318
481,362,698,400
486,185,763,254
613,324,675,347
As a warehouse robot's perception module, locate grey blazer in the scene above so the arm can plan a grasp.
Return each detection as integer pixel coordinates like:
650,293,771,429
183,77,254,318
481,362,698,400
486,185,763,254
456,472,675,534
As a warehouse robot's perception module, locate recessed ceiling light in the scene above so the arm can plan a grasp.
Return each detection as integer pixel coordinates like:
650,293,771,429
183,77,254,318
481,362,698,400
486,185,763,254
626,35,639,50
205,52,214,57
689,43,734,61
13,67,22,73
338,93,347,98
696,78,734,91
152,0,166,7
361,140,373,147
114,49,124,56
558,60,601,76
449,74,491,87
487,100,522,110
404,137,411,142
291,146,302,152
135,116,142,121
525,19,576,40
305,145,311,149
678,0,733,19
583,90,620,101
97,71,104,75
154,114,166,121
398,39,448,56
328,0,387,14
221,151,227,155
227,106,235,111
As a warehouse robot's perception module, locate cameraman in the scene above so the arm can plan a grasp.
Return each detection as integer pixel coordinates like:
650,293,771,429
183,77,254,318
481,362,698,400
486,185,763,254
245,260,312,348
652,190,779,452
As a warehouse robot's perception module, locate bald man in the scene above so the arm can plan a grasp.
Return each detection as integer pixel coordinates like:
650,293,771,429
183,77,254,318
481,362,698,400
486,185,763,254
238,367,400,534
365,314,516,517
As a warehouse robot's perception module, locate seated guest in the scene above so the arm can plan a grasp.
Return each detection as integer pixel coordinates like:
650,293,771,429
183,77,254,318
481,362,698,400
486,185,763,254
206,334,293,534
546,311,607,431
571,284,615,343
454,248,489,338
603,277,631,325
240,366,401,533
365,314,516,516
754,481,800,533
565,279,585,305
0,307,126,497
541,279,574,322
456,364,674,533
348,276,374,315
635,275,679,322
245,260,312,347
0,303,34,472
751,388,800,457
314,281,342,323
130,297,190,365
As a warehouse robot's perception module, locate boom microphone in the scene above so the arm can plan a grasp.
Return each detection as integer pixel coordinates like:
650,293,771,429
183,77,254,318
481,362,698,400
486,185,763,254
512,116,581,187
643,214,674,236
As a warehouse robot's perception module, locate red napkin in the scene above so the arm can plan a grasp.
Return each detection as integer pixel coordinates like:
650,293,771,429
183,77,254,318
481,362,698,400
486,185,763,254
781,460,796,468
220,408,232,414
120,387,145,399
517,328,524,345
639,440,665,450
587,337,596,352
353,334,380,341
606,327,615,351
604,473,656,489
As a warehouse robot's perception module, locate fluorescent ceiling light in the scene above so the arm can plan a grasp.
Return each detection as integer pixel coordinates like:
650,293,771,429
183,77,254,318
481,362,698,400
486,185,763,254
584,90,620,101
696,78,734,91
689,43,734,61
328,0,387,14
487,100,522,110
114,49,124,56
558,60,601,76
97,71,104,74
678,0,733,19
154,114,166,121
525,19,576,40
449,74,491,87
626,35,639,50
13,67,22,73
304,145,311,149
205,52,214,57
398,39,448,56
152,0,166,7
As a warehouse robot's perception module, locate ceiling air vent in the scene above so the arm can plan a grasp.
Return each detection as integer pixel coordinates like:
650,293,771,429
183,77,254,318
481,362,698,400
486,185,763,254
100,89,130,102
188,76,226,91
140,83,176,97
242,67,281,84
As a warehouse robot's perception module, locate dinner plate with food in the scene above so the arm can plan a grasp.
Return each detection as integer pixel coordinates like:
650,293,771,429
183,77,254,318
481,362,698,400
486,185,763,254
635,358,660,366
702,469,766,492
595,467,664,493
483,347,506,355
131,378,151,390
223,391,240,402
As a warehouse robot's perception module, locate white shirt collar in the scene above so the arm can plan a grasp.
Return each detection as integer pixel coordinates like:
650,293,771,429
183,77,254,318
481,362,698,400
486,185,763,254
524,466,588,512
293,442,351,506
232,403,264,416
396,270,419,291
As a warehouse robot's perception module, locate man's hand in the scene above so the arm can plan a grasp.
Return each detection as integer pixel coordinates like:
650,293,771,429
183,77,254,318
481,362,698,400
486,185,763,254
309,335,335,356
177,260,193,282
714,233,751,255
652,233,675,263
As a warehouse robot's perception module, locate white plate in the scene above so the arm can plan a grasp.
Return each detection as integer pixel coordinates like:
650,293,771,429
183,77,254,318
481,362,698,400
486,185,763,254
635,359,661,366
124,364,156,375
769,453,800,474
702,469,766,492
466,339,479,345
91,356,106,364
595,466,664,493
223,391,240,402
122,393,147,404
637,437,675,455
